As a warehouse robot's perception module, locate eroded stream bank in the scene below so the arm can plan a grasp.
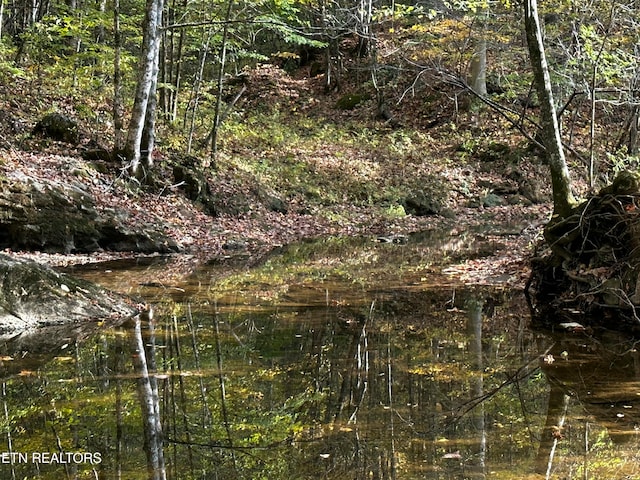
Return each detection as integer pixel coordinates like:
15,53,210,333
1,229,639,479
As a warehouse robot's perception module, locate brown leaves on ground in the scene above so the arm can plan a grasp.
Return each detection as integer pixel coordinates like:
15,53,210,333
0,64,552,290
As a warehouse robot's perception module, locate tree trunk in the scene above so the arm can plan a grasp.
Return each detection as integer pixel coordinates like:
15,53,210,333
210,0,234,167
123,0,164,178
470,9,488,96
524,0,575,219
466,296,486,478
0,0,4,40
130,312,167,480
534,384,569,476
113,0,124,153
166,0,187,122
141,46,160,168
185,28,212,154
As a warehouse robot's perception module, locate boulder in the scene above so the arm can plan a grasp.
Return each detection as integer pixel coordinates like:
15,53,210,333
0,176,101,252
403,191,442,216
172,158,217,216
0,253,138,336
32,113,80,144
0,176,180,254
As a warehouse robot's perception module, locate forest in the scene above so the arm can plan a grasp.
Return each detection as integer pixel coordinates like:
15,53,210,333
1,0,639,323
1,0,639,252
2,0,640,478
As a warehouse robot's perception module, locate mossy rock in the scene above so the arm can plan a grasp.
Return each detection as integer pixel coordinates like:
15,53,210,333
599,170,640,196
0,177,180,254
335,93,368,110
32,112,79,144
481,193,506,207
402,191,442,216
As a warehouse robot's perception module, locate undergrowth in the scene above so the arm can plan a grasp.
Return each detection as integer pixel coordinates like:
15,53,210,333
217,110,452,215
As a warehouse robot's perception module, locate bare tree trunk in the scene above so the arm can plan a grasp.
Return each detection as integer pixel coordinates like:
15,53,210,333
587,5,615,190
170,34,184,122
534,384,569,477
113,0,124,153
213,312,237,470
114,327,125,480
186,28,212,154
469,8,488,96
466,296,486,478
210,0,234,167
130,312,167,480
141,47,160,167
629,106,639,155
124,0,164,178
0,0,5,40
2,382,16,480
524,0,575,219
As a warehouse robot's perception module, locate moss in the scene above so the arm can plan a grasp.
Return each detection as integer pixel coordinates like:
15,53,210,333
335,93,368,110
599,170,640,196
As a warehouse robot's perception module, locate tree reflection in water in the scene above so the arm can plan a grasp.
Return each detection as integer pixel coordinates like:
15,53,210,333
1,235,640,478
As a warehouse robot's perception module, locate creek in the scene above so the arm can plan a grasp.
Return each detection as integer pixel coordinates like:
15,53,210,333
0,228,639,479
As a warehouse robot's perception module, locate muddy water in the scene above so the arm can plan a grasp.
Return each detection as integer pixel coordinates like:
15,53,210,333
1,230,639,479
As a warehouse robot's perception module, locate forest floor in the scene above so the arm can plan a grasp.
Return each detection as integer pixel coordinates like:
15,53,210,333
0,63,558,287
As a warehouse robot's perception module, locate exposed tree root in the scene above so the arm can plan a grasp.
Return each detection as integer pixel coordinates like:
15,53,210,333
528,171,640,332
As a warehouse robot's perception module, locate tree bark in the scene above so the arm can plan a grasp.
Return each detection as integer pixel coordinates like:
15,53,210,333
113,0,124,153
167,0,187,122
210,0,234,167
185,28,212,154
140,47,160,167
534,384,569,476
130,312,167,480
123,0,164,178
466,296,486,478
470,9,488,96
524,0,575,219
0,0,4,40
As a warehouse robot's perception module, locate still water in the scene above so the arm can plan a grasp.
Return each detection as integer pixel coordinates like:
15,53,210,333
1,229,640,479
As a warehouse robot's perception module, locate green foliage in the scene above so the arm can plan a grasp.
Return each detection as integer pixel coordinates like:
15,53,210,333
603,148,640,180
0,42,26,79
373,3,437,22
255,13,325,48
444,0,489,13
383,203,407,218
566,23,634,87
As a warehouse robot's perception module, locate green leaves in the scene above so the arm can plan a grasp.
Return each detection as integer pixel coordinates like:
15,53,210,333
256,14,327,48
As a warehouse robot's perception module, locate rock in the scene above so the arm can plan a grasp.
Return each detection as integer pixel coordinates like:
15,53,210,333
222,240,247,250
81,142,114,162
98,216,181,254
309,61,325,77
476,142,512,162
376,234,408,244
599,170,640,196
403,191,442,216
507,194,533,206
264,193,288,214
0,176,180,254
335,93,367,110
558,322,586,332
481,193,505,207
0,253,138,336
32,113,79,144
172,158,217,216
506,167,548,203
0,176,102,252
477,179,518,195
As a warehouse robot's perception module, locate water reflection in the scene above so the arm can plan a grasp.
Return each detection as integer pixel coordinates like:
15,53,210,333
1,233,640,479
